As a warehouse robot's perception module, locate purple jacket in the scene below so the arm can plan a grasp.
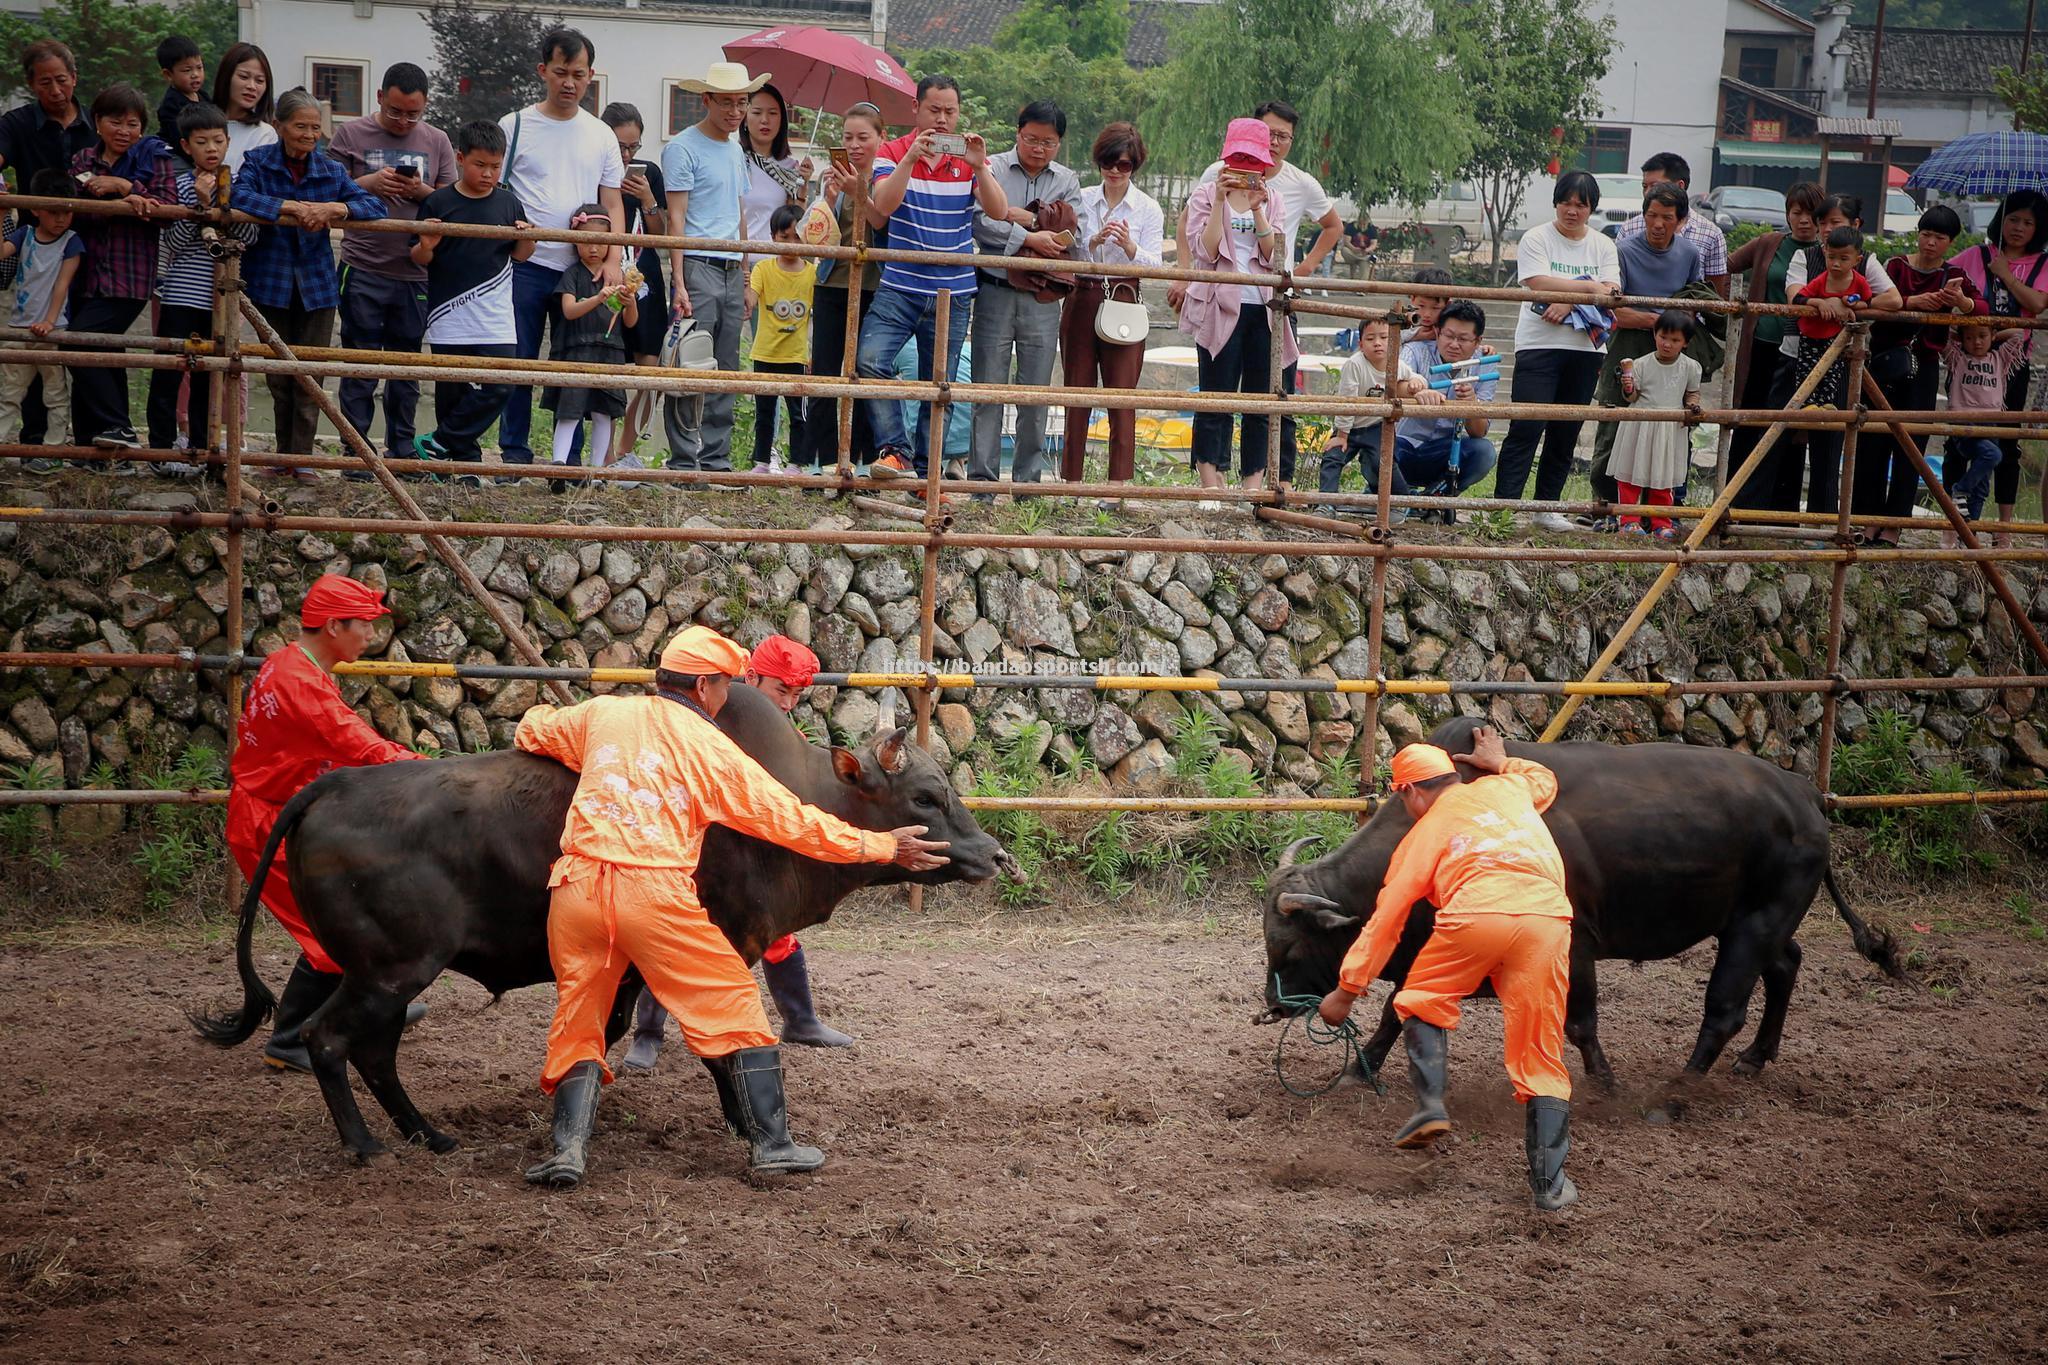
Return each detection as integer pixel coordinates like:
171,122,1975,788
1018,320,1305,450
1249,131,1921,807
1176,181,1300,365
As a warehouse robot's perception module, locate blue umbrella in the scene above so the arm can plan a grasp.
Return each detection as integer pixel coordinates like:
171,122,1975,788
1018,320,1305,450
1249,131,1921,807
1906,131,2048,196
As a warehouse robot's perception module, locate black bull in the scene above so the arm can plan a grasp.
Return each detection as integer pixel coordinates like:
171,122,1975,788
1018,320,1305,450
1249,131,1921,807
1262,718,1904,1089
193,684,1013,1160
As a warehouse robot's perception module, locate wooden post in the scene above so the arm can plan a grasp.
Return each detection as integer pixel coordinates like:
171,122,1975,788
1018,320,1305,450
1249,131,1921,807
1352,412,1398,819
838,180,868,483
908,288,952,914
1815,326,1870,795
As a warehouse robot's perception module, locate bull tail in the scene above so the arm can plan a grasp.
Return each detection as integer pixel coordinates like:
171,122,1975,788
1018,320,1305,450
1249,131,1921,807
187,784,319,1045
1825,865,1905,980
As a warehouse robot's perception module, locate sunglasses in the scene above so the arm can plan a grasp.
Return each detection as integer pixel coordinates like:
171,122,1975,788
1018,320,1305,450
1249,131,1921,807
1099,158,1135,174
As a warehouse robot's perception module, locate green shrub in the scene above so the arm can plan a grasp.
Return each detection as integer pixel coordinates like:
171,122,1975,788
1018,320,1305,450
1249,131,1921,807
1832,710,1990,875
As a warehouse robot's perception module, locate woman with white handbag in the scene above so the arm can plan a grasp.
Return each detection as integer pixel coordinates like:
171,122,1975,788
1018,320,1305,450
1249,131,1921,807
1061,122,1162,485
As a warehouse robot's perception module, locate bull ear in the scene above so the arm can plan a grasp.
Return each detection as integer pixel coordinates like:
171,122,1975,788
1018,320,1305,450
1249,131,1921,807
876,726,911,774
1275,891,1343,917
1278,836,1319,870
831,745,865,786
1307,907,1362,934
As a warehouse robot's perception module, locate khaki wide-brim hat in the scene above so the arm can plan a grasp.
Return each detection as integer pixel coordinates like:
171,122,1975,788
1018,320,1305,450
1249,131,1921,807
680,61,771,96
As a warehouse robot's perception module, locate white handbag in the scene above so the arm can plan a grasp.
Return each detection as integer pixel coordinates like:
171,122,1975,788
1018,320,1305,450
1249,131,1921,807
1094,280,1149,345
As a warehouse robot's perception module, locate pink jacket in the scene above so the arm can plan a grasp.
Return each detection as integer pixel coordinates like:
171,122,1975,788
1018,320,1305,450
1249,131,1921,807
1177,181,1301,366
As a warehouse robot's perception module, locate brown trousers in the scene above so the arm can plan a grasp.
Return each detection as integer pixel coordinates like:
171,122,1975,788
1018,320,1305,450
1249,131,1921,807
1060,279,1147,482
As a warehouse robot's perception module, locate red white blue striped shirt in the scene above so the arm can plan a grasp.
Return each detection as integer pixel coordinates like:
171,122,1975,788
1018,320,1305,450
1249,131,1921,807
871,134,978,298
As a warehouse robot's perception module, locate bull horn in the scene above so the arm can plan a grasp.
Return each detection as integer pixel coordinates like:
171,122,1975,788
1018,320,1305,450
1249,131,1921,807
1275,891,1343,917
876,687,897,733
1278,836,1319,870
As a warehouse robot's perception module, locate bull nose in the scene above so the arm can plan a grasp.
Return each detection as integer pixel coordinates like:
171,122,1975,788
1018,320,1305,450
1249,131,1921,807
993,844,1022,882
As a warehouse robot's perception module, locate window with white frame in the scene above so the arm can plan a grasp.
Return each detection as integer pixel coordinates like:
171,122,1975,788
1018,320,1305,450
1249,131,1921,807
307,59,370,119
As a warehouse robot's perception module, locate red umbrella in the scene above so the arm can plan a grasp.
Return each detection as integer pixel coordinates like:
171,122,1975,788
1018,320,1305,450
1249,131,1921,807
722,26,917,125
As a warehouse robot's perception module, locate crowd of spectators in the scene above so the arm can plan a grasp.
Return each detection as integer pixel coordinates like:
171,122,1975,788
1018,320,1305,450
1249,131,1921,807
0,37,2040,535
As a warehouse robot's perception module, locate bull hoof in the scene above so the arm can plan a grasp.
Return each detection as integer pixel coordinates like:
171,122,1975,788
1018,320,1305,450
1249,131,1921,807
409,1130,459,1155
347,1140,391,1165
1731,1057,1766,1078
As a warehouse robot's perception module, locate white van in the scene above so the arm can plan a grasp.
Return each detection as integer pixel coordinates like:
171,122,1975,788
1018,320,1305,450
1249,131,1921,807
1366,180,1488,252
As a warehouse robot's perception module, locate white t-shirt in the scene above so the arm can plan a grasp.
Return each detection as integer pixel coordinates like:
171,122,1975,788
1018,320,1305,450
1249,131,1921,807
498,105,626,272
225,118,277,173
1199,159,1332,267
1224,203,1262,303
1514,220,1623,353
740,152,799,269
1777,246,1898,359
1331,350,1421,443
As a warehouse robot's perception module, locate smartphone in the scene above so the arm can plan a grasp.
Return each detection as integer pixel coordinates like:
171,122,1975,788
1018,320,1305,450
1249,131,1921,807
930,132,968,158
1051,228,1076,248
830,147,852,177
394,163,420,180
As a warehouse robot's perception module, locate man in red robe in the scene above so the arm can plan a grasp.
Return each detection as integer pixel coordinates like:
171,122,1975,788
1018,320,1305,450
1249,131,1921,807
227,573,428,1071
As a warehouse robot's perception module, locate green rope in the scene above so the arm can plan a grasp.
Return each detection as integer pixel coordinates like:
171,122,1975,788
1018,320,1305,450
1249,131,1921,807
1271,974,1386,1098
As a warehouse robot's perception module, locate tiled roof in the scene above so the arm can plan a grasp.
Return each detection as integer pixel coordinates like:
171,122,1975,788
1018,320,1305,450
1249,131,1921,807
884,0,1183,67
1842,26,2026,98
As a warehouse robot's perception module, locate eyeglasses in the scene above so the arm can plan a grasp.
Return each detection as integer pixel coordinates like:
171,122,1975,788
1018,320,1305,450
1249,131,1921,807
1018,134,1060,151
1099,158,1135,174
1267,129,1295,144
379,104,427,124
618,141,642,157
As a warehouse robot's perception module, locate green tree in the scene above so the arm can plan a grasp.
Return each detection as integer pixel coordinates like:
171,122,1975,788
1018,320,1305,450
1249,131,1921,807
1145,0,1475,206
1994,62,2048,131
1440,0,1614,277
996,0,1132,62
905,44,1164,164
1851,0,2026,24
0,0,238,107
424,0,560,135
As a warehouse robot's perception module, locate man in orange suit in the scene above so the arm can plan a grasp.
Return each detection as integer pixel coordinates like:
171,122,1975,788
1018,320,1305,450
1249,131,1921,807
1318,725,1579,1210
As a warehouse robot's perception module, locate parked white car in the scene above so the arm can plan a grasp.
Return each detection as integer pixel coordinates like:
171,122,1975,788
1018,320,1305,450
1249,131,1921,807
1366,180,1487,252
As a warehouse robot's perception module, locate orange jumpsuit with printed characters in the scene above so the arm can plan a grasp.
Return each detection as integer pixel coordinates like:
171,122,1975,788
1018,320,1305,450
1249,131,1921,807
1338,757,1574,1102
515,694,898,1092
228,644,425,973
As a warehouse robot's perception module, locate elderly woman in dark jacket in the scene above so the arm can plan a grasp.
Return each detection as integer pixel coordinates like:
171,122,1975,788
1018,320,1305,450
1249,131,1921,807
230,88,387,466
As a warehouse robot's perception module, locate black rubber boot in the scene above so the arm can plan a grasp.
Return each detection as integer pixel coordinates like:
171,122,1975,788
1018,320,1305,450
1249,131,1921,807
263,957,341,1073
763,946,854,1048
621,991,669,1073
1525,1096,1580,1211
724,1046,825,1175
1392,1019,1452,1149
700,1055,746,1136
524,1060,603,1188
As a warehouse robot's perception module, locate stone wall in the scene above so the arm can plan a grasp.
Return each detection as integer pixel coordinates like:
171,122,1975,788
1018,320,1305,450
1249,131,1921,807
2,506,2045,801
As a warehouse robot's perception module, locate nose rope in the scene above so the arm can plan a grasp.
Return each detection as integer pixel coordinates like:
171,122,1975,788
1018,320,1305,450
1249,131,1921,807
1270,974,1384,1098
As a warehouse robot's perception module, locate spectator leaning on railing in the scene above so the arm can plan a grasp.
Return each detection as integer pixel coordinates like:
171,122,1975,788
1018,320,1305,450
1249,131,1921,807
63,82,176,453
1947,188,2048,546
1726,181,1825,514
1586,182,1702,513
230,89,389,470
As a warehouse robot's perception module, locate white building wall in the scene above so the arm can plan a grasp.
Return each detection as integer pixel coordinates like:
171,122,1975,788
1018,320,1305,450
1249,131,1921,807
1589,0,1726,183
246,0,872,140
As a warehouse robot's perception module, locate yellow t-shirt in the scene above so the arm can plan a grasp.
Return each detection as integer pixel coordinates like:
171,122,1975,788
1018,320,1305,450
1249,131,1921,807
748,258,814,365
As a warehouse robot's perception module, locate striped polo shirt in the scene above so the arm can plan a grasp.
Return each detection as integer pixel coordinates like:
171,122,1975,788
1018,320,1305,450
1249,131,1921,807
871,133,978,297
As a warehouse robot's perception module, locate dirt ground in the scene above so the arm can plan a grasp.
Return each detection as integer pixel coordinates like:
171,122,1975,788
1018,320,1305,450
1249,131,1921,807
2,884,2046,1364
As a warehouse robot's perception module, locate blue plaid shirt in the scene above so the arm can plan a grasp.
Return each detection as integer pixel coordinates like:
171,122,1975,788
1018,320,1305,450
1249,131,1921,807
229,142,388,310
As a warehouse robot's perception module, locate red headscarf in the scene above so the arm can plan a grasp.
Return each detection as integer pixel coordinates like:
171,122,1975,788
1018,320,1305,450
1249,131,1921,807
749,634,819,689
300,574,391,629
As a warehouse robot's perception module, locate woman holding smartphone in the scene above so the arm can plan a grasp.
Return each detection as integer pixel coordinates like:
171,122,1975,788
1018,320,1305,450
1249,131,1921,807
802,101,887,472
1179,118,1295,504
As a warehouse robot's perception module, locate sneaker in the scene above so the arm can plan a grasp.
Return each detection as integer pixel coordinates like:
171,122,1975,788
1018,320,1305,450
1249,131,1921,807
608,454,647,491
1620,522,1648,537
170,434,191,453
25,457,59,474
869,451,914,480
1652,525,1678,541
766,454,790,475
1530,511,1574,533
91,428,140,450
161,461,203,479
1197,498,1223,512
454,473,483,489
943,458,968,481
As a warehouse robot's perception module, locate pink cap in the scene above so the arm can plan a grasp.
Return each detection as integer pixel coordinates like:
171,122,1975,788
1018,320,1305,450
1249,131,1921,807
1220,117,1275,170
